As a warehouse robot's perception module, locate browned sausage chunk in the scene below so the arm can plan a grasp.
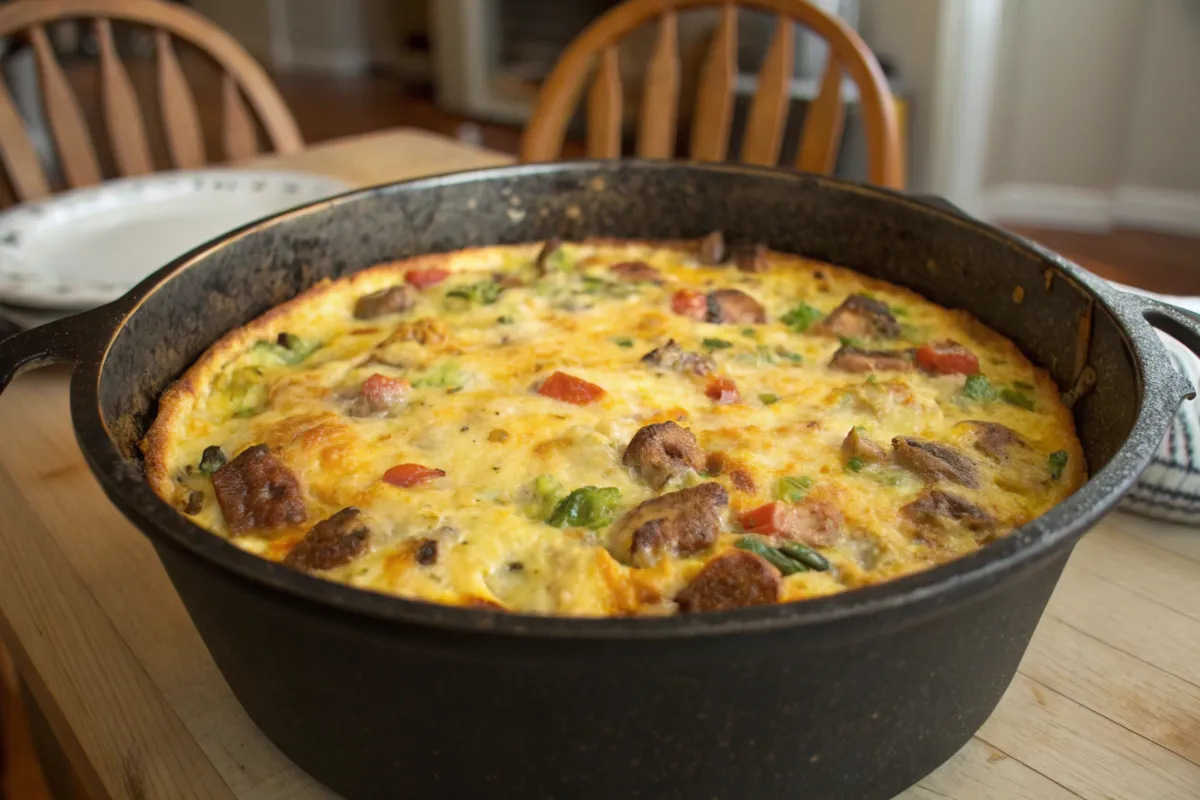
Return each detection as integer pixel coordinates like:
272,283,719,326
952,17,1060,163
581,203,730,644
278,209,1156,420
535,237,563,273
697,231,726,264
734,243,768,273
641,339,715,376
842,427,888,464
609,260,664,284
892,437,980,488
771,500,844,547
706,288,767,324
492,271,525,289
354,285,417,319
901,490,996,533
183,489,204,515
829,345,912,373
623,421,707,489
211,444,307,534
415,538,438,565
676,550,781,613
820,294,900,339
958,420,1030,461
284,507,370,571
611,483,728,568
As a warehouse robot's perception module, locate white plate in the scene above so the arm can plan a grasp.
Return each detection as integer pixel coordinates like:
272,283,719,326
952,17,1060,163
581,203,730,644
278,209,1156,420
0,169,349,309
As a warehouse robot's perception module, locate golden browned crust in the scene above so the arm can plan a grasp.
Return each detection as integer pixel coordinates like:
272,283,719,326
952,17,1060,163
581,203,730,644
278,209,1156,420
142,239,1086,511
144,240,687,500
143,246,504,499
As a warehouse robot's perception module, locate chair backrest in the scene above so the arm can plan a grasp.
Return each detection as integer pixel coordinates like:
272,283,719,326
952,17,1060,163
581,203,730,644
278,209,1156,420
521,0,903,188
0,0,303,203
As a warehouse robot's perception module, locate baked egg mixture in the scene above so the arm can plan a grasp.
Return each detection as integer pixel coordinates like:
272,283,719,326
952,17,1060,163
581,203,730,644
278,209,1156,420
143,237,1086,616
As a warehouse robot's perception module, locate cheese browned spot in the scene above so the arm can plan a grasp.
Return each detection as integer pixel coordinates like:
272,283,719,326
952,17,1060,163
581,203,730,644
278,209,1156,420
143,240,1086,617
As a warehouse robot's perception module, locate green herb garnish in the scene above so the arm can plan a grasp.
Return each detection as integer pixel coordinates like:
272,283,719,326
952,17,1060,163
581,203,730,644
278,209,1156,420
864,468,911,487
447,280,503,305
1000,387,1035,410
889,305,909,317
497,315,515,325
612,336,634,348
1013,381,1034,391
755,344,778,365
253,334,321,365
524,474,565,520
845,457,866,473
777,349,803,364
759,393,780,406
228,367,267,417
198,446,226,475
838,335,864,348
777,541,831,571
544,248,571,272
775,475,813,503
412,361,467,390
741,327,758,339
961,374,997,403
735,537,807,576
865,374,878,384
1048,450,1068,480
702,338,733,351
546,486,622,530
782,302,823,333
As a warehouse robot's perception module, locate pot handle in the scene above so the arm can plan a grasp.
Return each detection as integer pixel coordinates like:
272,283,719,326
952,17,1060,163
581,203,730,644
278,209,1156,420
1132,296,1200,402
0,312,95,394
1140,298,1200,359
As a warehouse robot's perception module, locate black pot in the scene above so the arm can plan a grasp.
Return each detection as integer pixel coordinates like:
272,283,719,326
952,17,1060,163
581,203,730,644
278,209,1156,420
2,162,1198,800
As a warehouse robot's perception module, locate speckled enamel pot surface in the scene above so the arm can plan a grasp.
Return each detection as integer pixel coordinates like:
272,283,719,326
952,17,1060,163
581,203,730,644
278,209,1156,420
3,162,1199,800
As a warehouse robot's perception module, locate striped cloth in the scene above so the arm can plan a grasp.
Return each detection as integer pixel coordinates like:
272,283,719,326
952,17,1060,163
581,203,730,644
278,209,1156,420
1109,283,1200,525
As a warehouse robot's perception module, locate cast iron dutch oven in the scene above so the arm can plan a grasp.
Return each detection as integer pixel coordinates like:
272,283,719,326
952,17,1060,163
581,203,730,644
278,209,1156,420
2,162,1199,800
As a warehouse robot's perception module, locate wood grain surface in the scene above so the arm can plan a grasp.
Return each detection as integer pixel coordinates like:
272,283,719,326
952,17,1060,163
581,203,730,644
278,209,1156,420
0,129,1197,800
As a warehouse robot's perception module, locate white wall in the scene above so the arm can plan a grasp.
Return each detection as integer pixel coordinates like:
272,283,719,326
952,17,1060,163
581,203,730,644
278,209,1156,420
981,0,1200,232
858,0,945,193
189,0,273,65
191,0,427,77
1123,1,1200,193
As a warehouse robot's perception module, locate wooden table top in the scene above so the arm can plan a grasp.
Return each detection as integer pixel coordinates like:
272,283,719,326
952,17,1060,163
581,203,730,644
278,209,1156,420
1,128,1198,800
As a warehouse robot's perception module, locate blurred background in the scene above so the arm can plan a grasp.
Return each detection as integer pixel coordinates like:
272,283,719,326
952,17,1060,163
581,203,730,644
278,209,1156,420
6,0,1196,232
162,0,1200,290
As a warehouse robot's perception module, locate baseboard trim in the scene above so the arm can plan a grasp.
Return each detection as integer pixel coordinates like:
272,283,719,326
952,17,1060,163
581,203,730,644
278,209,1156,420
1115,187,1200,235
981,183,1200,235
275,46,371,77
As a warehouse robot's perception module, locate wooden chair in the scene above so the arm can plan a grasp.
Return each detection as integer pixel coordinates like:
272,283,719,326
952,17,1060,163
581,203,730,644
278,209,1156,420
0,0,303,203
521,0,904,189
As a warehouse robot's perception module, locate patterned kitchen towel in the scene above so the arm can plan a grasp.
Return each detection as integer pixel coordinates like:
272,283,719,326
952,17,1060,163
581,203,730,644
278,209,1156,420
1108,282,1200,526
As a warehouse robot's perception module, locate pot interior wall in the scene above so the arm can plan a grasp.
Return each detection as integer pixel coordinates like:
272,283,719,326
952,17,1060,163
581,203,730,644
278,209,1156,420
98,163,1139,476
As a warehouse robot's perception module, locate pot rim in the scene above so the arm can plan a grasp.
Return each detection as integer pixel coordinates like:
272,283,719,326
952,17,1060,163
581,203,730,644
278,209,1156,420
67,160,1192,640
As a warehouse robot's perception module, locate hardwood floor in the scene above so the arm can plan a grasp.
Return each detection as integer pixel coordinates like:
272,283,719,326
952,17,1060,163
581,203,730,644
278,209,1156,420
1,70,1197,800
1005,226,1200,296
2,651,54,800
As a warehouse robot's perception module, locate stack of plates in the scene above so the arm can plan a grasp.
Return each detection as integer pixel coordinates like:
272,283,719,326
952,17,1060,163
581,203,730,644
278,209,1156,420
0,168,349,335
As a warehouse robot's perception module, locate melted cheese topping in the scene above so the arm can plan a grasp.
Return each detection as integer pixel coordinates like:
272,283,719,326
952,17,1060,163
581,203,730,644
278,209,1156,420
145,242,1087,616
